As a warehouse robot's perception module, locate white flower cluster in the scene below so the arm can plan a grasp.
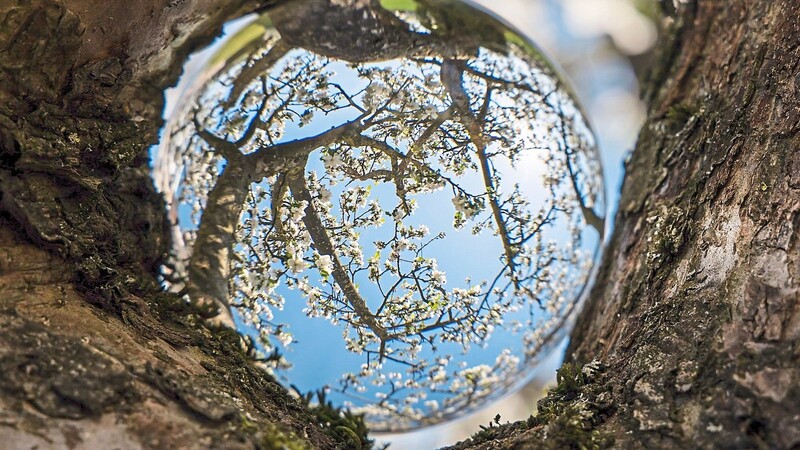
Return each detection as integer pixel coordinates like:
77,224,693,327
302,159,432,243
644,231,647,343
163,18,605,431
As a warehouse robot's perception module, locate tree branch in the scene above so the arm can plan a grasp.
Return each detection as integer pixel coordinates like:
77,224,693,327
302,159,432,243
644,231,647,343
442,58,521,289
222,38,292,108
553,105,605,234
186,157,253,327
246,117,366,176
286,174,390,345
188,116,367,323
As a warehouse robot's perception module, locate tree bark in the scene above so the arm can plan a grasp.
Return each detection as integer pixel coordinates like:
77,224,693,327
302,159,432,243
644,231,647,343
0,0,797,449
0,1,366,448
447,0,800,448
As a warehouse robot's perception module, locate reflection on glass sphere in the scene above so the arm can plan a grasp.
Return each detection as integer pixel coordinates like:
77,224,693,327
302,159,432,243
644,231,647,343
156,0,605,432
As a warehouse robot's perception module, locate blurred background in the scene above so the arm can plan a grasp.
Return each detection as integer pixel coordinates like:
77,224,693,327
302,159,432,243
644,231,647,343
380,0,656,447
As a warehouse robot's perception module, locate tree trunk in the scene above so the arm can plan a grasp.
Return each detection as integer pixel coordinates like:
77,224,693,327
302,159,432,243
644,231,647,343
0,1,797,450
0,1,366,448
447,0,800,448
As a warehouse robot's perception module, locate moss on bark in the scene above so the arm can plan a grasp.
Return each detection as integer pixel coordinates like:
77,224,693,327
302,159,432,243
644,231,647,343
1,0,798,448
449,0,800,448
0,1,369,448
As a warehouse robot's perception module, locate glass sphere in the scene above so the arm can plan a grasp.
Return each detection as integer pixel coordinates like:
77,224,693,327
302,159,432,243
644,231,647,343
155,0,605,432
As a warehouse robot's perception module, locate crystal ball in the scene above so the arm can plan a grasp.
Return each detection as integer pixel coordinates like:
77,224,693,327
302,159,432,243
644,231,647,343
155,0,605,431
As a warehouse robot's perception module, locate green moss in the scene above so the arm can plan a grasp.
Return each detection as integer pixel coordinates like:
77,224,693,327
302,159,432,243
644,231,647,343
297,389,373,450
665,102,697,127
257,421,311,450
447,361,613,450
535,361,614,449
379,0,419,11
541,403,614,450
645,205,689,267
537,362,590,421
334,426,363,450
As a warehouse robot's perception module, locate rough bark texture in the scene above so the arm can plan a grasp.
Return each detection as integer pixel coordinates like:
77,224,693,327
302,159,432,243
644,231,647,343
0,1,367,448
448,0,800,449
0,0,797,449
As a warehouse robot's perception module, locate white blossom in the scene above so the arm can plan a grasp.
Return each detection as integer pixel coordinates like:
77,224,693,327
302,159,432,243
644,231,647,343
431,270,447,285
164,12,604,431
316,254,334,275
287,255,307,274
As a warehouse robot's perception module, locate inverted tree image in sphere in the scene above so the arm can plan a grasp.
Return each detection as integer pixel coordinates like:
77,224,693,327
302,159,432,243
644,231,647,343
155,0,605,431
